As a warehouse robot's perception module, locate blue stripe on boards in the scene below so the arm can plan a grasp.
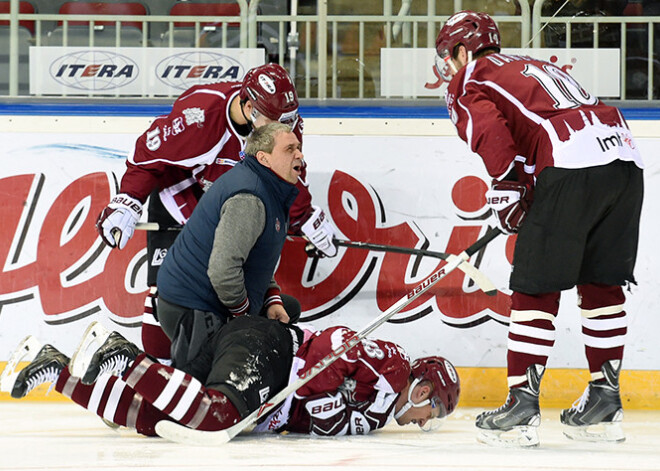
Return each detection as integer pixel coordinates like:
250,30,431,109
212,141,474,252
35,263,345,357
0,103,657,120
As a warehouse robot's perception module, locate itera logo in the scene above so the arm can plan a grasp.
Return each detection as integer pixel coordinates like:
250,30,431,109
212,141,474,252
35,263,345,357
155,51,244,90
49,51,138,90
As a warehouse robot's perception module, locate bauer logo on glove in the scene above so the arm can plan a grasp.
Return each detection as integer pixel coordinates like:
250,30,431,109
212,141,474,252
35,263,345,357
301,205,338,258
485,181,533,235
96,193,144,249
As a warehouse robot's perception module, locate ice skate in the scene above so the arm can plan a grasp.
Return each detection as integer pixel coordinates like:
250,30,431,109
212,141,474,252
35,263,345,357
561,360,625,442
0,336,42,393
80,330,140,385
475,364,545,447
5,339,69,399
69,321,112,378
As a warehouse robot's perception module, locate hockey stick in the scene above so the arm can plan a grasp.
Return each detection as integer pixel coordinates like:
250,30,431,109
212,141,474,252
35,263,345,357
154,226,502,445
135,222,497,296
135,222,183,231
333,239,497,296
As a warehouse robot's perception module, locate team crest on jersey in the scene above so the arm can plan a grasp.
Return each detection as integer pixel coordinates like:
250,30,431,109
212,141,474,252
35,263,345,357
151,248,168,266
275,218,281,232
182,107,205,127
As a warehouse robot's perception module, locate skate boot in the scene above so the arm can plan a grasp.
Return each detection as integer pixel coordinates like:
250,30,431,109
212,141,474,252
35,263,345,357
6,338,69,399
560,360,625,442
475,364,545,447
81,330,141,385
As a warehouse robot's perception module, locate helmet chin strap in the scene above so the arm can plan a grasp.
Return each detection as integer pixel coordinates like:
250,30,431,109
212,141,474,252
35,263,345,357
239,101,254,133
394,378,431,420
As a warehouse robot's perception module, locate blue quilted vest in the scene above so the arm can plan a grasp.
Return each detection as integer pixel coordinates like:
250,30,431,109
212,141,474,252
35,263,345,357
157,155,298,317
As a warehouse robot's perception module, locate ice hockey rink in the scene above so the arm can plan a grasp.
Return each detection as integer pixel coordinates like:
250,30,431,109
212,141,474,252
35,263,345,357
1,402,659,471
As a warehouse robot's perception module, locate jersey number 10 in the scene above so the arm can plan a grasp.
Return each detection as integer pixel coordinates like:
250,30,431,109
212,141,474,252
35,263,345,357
522,63,598,109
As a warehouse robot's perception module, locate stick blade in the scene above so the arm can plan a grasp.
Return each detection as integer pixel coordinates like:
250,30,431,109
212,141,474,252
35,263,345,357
155,421,232,446
445,254,498,296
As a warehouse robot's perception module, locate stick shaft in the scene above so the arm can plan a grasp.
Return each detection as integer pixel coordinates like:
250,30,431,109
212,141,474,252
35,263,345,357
135,222,498,295
335,239,449,260
135,222,182,231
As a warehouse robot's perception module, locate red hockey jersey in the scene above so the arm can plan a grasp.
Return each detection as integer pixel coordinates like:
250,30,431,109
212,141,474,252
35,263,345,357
446,53,643,182
119,81,311,229
253,326,412,436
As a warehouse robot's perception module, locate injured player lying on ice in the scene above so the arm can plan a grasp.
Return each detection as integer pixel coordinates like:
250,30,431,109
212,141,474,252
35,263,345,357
0,316,460,437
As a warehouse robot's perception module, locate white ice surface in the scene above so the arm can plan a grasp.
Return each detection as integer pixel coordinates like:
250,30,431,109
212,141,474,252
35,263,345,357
1,403,659,471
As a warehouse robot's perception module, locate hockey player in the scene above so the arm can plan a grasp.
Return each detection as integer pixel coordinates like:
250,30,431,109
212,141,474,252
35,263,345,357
96,63,338,363
435,11,643,447
3,316,460,438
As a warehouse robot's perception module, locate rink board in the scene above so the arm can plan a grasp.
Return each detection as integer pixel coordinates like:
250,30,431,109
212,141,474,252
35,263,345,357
0,106,658,407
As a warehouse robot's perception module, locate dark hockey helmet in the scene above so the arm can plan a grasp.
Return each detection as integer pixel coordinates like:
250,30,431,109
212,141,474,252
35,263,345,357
434,11,500,81
411,356,461,418
239,63,299,126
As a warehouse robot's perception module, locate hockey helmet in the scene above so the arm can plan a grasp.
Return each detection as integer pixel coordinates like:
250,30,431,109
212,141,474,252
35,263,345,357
434,11,500,81
410,356,461,419
239,63,299,126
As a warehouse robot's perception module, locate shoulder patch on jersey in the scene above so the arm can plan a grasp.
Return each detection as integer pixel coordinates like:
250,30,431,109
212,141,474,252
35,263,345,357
183,107,205,126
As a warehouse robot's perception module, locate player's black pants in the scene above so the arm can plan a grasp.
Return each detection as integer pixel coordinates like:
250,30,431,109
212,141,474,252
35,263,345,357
157,306,302,418
510,160,643,294
146,191,181,286
158,295,301,412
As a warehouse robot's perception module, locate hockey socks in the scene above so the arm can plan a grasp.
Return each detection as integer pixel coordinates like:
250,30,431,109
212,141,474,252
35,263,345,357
122,353,241,432
56,368,168,436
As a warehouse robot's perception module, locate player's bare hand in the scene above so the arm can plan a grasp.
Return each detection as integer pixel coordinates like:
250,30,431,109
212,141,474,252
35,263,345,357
266,304,290,323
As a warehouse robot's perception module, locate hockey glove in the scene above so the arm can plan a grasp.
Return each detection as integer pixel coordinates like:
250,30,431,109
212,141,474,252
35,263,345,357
485,180,533,235
301,205,338,258
96,193,143,249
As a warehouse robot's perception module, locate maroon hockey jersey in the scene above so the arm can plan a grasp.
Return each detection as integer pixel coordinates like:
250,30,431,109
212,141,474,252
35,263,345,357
446,53,643,182
254,326,412,436
119,81,312,229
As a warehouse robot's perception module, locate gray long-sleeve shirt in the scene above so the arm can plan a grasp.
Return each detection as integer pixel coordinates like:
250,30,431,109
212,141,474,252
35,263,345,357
207,193,279,307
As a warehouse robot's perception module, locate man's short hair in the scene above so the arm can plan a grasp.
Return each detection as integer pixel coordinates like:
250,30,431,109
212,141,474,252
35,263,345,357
245,122,292,157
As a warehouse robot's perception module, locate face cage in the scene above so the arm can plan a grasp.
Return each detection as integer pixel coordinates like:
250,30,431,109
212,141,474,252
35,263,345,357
278,109,299,130
251,107,298,130
420,396,448,432
434,51,456,83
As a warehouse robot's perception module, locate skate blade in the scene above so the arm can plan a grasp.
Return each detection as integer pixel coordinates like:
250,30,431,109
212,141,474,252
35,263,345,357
477,425,540,448
563,420,625,443
0,336,42,392
69,321,111,378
